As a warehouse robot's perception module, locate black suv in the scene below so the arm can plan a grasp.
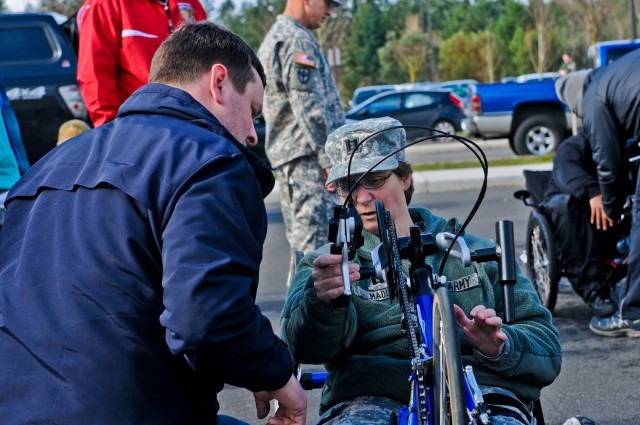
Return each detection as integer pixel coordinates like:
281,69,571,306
0,13,89,164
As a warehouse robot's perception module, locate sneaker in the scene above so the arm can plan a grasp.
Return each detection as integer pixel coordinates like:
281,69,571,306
563,416,599,425
588,295,617,317
589,312,640,337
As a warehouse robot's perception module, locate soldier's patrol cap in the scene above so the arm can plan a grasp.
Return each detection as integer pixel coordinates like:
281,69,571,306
325,117,406,185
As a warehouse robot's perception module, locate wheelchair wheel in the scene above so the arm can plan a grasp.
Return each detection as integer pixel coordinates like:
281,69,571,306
433,287,468,425
526,211,559,313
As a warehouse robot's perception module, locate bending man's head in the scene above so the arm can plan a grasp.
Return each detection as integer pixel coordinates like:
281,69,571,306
149,22,266,95
554,68,594,118
149,22,266,147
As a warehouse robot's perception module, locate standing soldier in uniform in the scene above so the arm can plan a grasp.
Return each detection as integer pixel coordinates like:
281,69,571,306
258,0,345,279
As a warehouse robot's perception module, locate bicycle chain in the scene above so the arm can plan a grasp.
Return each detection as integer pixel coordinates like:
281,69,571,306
384,211,428,424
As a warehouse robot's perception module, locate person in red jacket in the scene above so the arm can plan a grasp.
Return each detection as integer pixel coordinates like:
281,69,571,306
77,0,206,127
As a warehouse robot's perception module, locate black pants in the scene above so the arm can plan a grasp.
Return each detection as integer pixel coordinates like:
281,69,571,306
544,194,624,302
621,179,640,320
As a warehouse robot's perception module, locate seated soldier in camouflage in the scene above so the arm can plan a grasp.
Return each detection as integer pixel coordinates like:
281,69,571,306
280,117,562,424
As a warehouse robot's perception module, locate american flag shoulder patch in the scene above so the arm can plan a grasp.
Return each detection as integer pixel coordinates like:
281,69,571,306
295,51,316,68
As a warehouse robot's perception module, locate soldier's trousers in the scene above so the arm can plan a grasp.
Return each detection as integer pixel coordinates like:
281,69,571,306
316,393,536,425
277,156,337,258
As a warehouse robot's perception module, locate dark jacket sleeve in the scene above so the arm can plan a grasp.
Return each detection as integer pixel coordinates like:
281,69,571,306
159,152,292,393
280,249,359,364
580,50,640,219
549,132,600,202
582,94,628,218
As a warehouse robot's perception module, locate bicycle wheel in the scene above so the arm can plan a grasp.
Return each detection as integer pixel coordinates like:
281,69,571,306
433,286,468,425
526,211,559,312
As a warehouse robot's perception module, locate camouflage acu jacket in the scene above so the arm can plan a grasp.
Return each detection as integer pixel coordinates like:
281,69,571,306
258,15,345,169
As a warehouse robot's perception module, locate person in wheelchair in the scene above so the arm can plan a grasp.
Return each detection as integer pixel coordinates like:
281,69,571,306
542,130,628,316
281,117,562,424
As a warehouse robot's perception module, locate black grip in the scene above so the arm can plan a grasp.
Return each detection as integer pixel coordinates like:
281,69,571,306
471,247,498,263
496,220,516,324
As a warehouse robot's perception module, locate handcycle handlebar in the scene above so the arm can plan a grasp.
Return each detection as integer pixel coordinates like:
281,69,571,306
496,220,517,324
340,204,517,325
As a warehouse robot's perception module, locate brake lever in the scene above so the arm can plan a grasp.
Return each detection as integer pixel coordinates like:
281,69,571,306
435,232,472,267
329,204,364,306
337,215,353,296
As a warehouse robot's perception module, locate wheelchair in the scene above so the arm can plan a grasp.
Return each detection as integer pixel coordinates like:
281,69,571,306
513,169,630,313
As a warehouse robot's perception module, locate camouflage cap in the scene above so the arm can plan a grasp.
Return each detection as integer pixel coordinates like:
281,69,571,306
325,117,406,185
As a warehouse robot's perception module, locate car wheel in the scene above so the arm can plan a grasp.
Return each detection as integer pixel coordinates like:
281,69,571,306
512,116,563,155
432,120,456,142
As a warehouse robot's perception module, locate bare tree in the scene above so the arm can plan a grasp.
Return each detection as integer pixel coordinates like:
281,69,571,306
479,30,502,83
556,0,617,67
388,30,428,83
528,0,552,74
376,16,429,83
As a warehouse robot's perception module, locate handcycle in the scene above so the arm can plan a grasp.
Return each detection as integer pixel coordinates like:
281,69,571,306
296,125,542,425
513,169,631,313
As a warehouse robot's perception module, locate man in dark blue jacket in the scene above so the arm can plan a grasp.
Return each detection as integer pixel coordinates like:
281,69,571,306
0,22,306,424
557,49,640,337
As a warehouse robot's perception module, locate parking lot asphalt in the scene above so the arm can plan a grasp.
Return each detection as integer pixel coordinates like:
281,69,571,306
264,139,553,204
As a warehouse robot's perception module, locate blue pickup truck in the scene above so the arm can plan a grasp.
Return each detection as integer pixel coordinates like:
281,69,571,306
463,39,640,156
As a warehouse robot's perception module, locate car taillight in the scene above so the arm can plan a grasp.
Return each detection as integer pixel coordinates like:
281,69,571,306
448,93,464,111
471,93,482,113
58,84,88,119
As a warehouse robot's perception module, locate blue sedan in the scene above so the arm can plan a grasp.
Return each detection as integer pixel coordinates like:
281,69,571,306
345,88,466,141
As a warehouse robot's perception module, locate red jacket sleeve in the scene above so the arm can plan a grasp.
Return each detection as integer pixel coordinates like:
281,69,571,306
77,0,123,127
76,0,207,127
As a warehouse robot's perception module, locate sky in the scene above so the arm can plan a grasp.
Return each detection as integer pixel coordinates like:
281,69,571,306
5,0,39,12
4,0,246,13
